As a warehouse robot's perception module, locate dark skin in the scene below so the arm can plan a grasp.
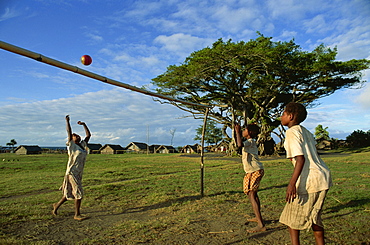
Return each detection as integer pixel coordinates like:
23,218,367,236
52,115,91,220
281,110,325,245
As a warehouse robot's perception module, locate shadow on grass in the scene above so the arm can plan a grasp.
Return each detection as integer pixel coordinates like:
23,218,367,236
259,184,287,191
223,225,286,244
124,195,202,213
325,198,370,219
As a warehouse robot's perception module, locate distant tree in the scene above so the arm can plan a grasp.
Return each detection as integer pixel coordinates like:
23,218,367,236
346,130,370,147
194,120,223,145
6,139,17,152
315,124,330,141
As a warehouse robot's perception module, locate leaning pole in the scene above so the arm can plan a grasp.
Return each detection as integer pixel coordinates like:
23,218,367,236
0,40,219,197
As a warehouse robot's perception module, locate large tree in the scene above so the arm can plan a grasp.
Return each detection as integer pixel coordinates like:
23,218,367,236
152,34,369,155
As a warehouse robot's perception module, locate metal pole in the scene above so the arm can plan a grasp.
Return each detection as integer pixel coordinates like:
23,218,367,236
200,108,210,197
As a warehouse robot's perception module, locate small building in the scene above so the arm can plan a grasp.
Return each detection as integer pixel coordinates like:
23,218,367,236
210,140,229,153
15,145,42,155
125,142,149,153
150,144,162,153
87,143,102,154
316,140,332,150
155,145,178,153
99,144,125,154
180,144,201,154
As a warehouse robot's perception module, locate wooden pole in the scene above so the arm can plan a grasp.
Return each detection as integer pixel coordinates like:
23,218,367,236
200,108,210,197
0,40,212,108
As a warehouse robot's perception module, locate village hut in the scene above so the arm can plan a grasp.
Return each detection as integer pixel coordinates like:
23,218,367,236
150,144,162,153
125,142,149,153
316,140,332,150
15,145,42,155
87,143,102,154
99,144,125,154
180,144,201,154
210,140,229,153
155,145,178,153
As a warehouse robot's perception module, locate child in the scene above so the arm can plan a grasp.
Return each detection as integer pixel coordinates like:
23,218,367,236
235,123,266,233
52,115,91,220
279,102,332,245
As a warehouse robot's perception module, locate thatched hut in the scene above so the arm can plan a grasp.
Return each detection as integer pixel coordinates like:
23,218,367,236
87,143,102,154
99,144,125,154
125,142,149,153
180,144,201,154
155,145,178,153
15,145,42,155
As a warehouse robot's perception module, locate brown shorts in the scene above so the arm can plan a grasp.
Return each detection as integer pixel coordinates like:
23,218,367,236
243,169,264,195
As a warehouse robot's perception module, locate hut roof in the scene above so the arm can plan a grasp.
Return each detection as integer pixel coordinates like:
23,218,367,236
87,143,102,151
100,144,125,150
126,142,148,150
15,145,42,152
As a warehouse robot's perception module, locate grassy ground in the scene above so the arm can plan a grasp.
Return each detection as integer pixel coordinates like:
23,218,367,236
0,151,369,244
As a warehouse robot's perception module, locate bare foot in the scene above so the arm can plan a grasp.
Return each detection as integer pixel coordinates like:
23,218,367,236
52,203,58,216
74,215,88,221
247,226,266,233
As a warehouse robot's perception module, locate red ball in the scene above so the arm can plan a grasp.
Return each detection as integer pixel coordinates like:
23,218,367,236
81,55,92,66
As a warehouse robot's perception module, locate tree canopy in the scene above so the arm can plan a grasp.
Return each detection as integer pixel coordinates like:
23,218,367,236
315,124,330,141
152,34,370,154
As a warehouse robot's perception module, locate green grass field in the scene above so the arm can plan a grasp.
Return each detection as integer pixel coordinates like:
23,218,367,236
0,152,369,244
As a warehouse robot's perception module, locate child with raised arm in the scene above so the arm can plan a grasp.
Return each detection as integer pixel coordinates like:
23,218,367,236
279,102,332,245
235,123,266,233
52,115,91,220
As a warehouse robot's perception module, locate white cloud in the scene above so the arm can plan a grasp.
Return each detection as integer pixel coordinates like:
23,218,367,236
0,89,203,147
354,83,370,109
0,7,20,21
154,33,212,57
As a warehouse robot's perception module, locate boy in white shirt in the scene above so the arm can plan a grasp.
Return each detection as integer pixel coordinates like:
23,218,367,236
280,102,332,245
235,123,266,233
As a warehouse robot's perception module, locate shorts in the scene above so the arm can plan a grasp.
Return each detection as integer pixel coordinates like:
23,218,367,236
243,169,264,195
279,190,328,230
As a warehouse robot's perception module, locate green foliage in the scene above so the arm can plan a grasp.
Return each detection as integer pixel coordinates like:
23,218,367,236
346,129,370,147
6,139,17,151
194,120,223,145
315,124,330,141
152,34,370,154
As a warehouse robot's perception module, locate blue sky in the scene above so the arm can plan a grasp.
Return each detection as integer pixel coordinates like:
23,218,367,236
0,0,369,147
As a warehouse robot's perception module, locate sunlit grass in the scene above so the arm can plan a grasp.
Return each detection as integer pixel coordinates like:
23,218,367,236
0,152,369,244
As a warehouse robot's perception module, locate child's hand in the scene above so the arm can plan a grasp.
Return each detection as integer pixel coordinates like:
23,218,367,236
234,124,241,131
66,115,70,121
286,183,297,203
77,121,85,125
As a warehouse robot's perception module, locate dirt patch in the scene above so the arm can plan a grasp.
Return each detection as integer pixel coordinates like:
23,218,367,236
4,200,290,245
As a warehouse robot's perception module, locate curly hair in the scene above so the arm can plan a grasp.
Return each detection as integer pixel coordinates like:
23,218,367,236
284,102,307,124
246,124,260,139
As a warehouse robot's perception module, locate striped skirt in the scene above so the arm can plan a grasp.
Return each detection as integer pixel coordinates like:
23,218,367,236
279,190,328,230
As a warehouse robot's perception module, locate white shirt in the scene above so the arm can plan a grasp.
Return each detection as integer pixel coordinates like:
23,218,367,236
242,138,264,173
65,140,87,177
284,125,332,194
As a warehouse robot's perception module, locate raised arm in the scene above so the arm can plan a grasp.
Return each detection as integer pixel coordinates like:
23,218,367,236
234,123,243,148
66,115,72,142
77,121,91,143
